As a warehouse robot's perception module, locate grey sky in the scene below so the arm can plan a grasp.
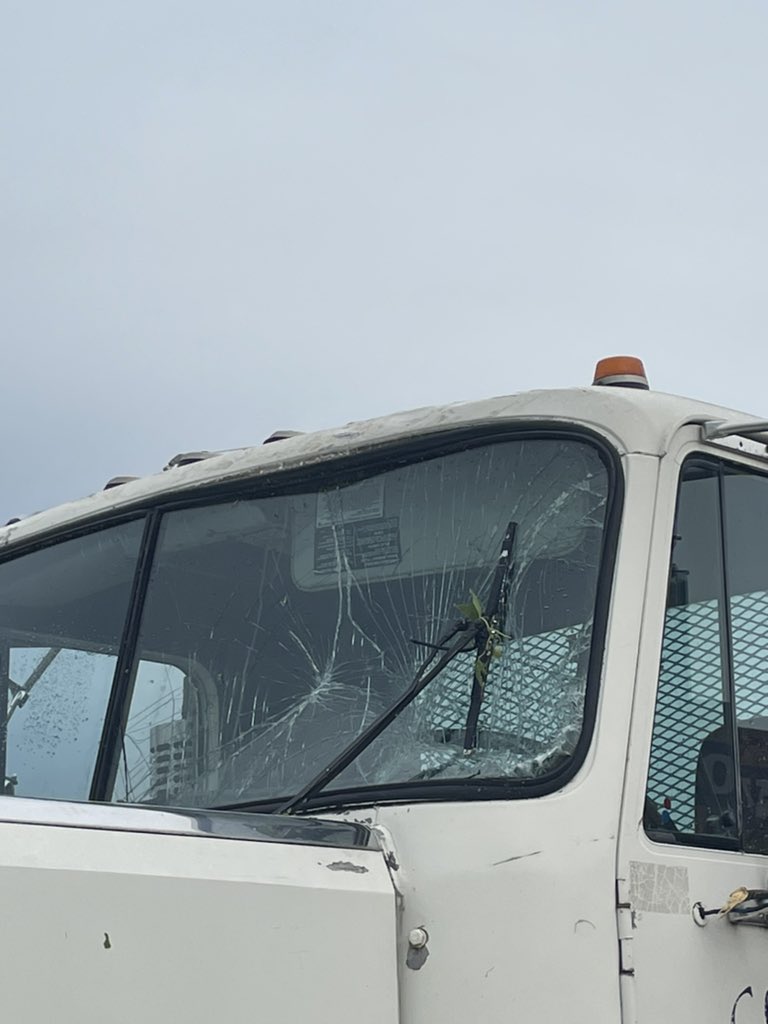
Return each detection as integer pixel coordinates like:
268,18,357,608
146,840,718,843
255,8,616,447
2,1,767,521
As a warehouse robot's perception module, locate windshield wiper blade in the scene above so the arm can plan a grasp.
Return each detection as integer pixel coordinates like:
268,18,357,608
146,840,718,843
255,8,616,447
463,521,517,752
277,521,518,815
276,618,474,814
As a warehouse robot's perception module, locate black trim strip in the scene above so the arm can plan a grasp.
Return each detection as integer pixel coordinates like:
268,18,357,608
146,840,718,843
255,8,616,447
220,765,600,816
646,830,739,853
89,511,162,801
717,465,744,837
0,643,8,790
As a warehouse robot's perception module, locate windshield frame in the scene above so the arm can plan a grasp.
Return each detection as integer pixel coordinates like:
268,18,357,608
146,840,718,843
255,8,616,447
0,423,623,813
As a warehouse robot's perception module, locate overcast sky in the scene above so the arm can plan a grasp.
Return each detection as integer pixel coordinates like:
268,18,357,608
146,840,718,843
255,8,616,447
2,1,767,521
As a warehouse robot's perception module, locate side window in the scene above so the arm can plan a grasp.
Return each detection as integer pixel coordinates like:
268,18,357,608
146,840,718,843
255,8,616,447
723,471,768,853
645,462,737,843
646,459,768,853
5,648,118,799
0,521,144,802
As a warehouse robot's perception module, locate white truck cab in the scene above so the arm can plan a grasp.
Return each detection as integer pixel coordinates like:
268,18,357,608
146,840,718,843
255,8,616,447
2,357,768,1023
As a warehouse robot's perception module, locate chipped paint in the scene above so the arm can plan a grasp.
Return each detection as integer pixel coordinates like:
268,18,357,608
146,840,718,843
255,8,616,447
326,860,368,874
406,945,429,971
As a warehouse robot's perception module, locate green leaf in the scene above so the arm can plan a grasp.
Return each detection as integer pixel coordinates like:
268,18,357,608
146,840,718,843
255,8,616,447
457,590,484,622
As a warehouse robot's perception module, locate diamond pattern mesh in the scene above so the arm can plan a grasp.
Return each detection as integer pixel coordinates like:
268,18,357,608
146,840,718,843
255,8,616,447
647,591,768,832
406,624,589,776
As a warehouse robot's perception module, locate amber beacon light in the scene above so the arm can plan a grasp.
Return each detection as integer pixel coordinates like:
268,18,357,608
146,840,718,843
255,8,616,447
592,356,649,390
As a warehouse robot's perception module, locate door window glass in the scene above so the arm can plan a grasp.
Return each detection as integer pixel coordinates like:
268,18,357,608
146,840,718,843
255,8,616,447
645,463,737,842
647,459,768,853
5,647,117,799
723,471,768,853
0,520,145,801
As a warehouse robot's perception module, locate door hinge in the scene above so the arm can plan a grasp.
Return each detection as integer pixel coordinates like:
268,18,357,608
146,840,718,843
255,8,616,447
616,877,635,977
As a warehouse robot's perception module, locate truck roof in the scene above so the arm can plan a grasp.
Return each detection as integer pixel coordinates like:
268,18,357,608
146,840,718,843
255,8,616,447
1,384,764,551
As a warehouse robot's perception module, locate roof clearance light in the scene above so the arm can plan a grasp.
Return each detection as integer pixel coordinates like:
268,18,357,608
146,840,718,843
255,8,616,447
592,355,649,390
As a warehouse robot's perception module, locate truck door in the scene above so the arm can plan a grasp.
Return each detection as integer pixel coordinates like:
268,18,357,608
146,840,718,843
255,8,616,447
618,453,768,1024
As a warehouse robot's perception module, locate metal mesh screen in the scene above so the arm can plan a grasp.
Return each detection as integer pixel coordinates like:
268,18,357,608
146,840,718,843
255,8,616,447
647,591,768,832
408,623,589,777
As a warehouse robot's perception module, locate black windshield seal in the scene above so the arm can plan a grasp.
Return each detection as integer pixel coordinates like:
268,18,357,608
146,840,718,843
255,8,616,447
0,423,623,814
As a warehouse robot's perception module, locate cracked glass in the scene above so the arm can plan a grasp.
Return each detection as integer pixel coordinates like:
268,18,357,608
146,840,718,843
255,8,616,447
112,438,609,808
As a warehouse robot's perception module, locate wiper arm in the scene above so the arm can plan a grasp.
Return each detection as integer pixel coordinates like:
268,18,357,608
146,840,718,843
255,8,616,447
277,521,518,815
463,521,517,752
277,618,475,814
6,648,61,722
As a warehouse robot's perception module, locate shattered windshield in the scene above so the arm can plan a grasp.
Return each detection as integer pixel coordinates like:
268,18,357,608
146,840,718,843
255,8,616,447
109,435,611,809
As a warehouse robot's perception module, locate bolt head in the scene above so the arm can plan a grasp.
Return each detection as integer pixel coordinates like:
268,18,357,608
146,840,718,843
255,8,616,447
408,926,429,949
